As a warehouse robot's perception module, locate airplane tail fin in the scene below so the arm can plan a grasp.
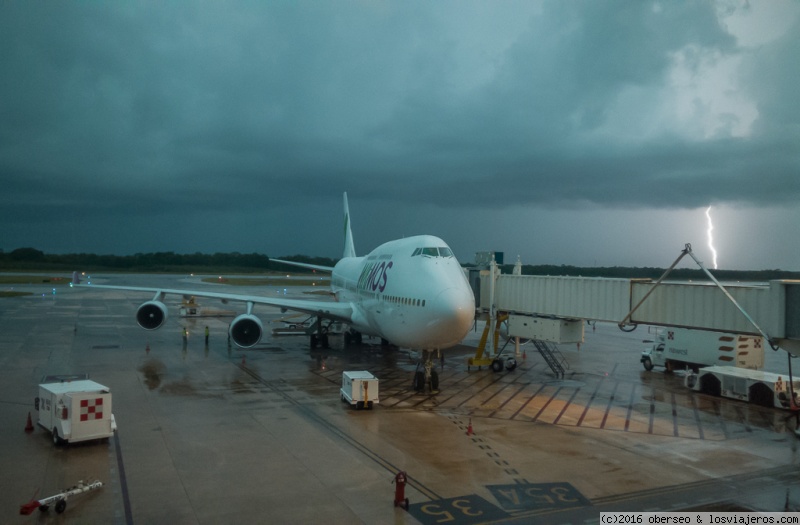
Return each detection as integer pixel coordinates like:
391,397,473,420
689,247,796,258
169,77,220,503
343,192,356,259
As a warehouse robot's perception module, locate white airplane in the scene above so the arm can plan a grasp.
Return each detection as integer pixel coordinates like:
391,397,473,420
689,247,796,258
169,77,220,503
74,193,476,391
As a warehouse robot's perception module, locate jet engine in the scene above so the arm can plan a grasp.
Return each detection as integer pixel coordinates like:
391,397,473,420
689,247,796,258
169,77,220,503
229,313,263,348
136,300,168,330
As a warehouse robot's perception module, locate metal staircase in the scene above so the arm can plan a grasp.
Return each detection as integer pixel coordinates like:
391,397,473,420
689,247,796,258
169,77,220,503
532,340,569,378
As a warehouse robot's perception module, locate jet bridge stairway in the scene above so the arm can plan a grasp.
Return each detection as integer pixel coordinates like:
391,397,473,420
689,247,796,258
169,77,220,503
532,340,569,378
468,314,570,377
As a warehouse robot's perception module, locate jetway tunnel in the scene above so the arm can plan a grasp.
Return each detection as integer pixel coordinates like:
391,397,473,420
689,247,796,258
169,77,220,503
472,269,800,356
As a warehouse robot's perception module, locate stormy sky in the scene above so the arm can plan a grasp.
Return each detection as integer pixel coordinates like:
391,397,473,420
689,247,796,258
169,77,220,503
1,1,798,270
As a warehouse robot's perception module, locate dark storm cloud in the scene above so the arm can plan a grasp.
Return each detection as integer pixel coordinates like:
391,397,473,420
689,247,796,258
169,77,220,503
0,1,797,265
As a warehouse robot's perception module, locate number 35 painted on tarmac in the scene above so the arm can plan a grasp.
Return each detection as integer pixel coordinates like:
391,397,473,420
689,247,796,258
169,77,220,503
421,498,481,522
412,494,509,525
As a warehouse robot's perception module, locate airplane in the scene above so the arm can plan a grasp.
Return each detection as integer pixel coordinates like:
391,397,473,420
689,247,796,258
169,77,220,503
73,193,476,392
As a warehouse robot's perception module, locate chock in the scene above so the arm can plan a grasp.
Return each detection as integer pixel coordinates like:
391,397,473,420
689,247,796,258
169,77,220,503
25,412,34,433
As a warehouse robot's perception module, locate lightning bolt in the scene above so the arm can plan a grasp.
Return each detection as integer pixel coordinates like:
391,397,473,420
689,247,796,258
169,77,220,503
705,206,718,269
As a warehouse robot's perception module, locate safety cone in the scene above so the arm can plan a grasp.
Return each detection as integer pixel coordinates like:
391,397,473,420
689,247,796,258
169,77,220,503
523,349,527,360
466,417,473,436
25,412,34,433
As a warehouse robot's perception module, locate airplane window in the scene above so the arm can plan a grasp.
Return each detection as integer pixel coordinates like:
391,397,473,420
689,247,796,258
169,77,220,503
412,248,421,256
422,247,438,257
439,247,453,257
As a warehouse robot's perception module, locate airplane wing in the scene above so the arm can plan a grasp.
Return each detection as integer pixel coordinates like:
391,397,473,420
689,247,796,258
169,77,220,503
75,284,354,323
270,258,335,273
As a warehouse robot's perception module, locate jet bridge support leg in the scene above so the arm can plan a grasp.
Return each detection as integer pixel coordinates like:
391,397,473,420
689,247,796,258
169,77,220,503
468,314,509,371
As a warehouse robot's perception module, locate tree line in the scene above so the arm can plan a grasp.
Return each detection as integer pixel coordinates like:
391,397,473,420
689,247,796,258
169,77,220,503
1,247,797,281
499,263,800,282
0,247,336,273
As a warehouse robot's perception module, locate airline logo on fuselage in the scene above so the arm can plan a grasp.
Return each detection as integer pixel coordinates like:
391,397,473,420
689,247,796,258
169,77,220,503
357,257,394,292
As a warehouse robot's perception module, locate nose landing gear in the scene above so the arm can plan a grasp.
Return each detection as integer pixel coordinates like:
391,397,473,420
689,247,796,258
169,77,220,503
412,350,440,393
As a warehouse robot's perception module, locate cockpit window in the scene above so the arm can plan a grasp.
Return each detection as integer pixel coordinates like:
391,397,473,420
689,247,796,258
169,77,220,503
412,247,454,258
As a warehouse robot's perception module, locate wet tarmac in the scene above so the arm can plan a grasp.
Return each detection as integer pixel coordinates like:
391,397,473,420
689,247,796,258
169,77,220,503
1,273,799,524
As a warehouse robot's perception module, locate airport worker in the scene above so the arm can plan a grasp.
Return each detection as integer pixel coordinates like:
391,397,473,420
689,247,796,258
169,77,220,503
205,326,209,344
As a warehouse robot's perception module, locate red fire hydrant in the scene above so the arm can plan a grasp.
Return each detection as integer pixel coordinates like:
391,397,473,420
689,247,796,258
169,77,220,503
392,471,409,509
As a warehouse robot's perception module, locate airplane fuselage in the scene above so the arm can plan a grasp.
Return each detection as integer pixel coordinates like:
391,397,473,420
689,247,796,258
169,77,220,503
330,235,475,349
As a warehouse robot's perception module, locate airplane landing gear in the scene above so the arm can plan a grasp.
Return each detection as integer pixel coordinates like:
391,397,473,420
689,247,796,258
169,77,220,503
412,350,440,393
343,329,362,345
309,333,329,349
309,317,333,349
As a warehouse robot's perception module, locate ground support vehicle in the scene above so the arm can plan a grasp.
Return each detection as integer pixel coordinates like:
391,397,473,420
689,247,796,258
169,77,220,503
685,365,800,409
340,371,379,410
642,328,763,372
19,480,104,515
36,380,116,445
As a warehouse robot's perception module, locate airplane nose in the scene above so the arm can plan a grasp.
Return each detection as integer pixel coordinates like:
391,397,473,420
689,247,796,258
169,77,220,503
433,286,475,341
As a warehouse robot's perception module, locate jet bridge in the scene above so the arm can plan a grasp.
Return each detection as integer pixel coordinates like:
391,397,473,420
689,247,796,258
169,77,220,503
477,246,800,357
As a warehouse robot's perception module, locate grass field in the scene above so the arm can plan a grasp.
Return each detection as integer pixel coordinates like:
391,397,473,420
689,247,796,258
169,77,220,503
200,276,330,287
0,291,32,298
0,275,72,285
